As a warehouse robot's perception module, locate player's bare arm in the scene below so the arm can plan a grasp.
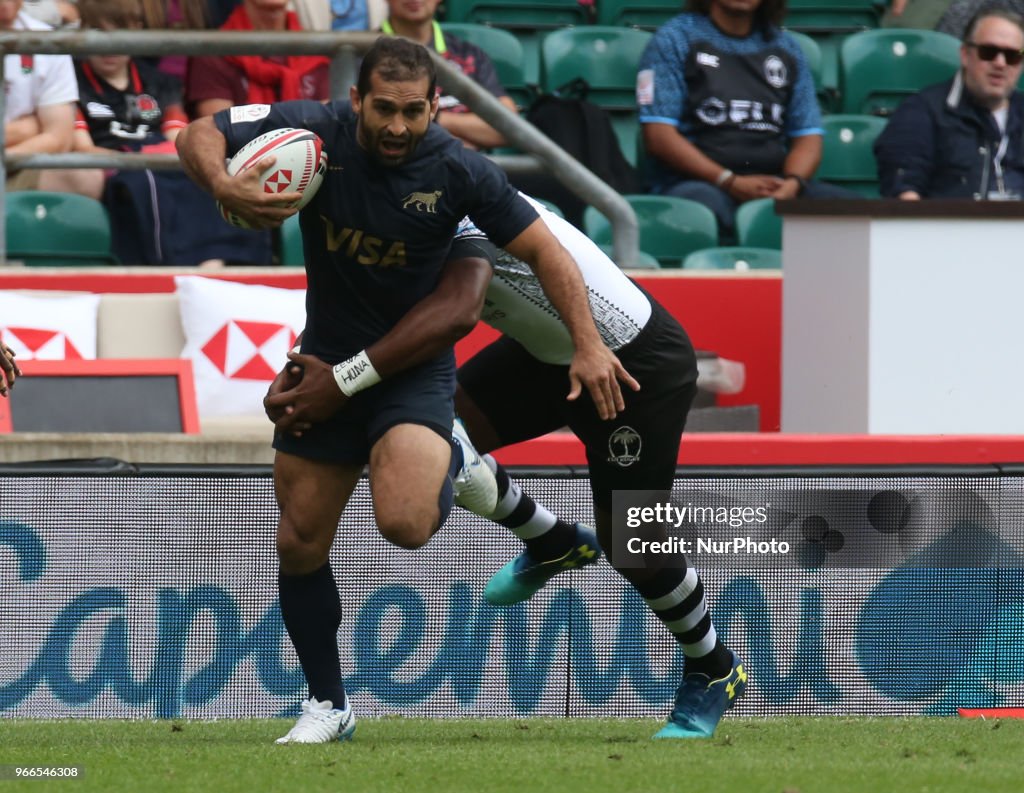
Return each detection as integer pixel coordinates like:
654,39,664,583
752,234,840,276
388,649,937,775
1,342,20,397
176,116,303,229
266,257,493,434
503,219,640,421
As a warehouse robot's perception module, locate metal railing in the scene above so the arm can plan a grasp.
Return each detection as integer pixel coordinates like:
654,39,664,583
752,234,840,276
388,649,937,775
0,30,640,266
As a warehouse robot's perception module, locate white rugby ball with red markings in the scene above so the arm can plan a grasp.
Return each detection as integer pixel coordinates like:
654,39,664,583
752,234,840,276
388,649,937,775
218,127,328,229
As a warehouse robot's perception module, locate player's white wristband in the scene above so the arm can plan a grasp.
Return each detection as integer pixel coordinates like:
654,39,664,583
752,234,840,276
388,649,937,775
332,350,381,396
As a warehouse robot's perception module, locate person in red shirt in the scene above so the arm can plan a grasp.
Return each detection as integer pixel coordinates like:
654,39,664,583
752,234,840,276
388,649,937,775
186,0,331,117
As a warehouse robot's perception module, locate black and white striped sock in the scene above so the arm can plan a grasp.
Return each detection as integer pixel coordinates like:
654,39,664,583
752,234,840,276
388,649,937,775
487,455,577,561
630,565,732,679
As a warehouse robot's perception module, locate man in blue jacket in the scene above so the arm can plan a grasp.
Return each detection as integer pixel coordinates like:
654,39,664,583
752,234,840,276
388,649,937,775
874,9,1024,199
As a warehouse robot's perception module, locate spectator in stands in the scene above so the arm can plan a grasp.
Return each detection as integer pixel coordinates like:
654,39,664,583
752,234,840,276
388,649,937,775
637,0,854,237
22,0,79,28
937,0,1024,37
138,0,215,83
186,0,331,117
874,9,1024,199
2,0,103,196
292,0,387,31
73,0,188,165
382,0,519,149
74,0,272,265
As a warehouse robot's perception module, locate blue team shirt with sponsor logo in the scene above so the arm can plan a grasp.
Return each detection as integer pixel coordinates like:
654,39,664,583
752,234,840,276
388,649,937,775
214,100,536,361
636,14,822,188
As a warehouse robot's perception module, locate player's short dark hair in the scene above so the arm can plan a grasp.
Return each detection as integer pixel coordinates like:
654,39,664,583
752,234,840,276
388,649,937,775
357,37,437,100
962,6,1024,43
685,0,786,32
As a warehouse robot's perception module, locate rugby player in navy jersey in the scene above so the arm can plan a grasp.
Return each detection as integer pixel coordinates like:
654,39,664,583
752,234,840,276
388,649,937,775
268,194,748,740
176,36,636,744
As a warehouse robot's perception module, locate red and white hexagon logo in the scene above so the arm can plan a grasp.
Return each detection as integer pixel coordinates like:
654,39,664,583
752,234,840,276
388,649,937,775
263,170,293,194
1,327,84,359
200,320,296,380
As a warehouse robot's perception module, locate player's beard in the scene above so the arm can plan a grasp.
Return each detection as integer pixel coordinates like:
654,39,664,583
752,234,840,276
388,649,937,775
365,128,423,167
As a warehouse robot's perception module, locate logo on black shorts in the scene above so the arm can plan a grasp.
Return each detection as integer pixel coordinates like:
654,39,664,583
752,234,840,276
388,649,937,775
608,426,642,467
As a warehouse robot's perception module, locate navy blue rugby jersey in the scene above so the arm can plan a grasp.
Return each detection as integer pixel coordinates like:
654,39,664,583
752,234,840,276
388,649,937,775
214,100,537,360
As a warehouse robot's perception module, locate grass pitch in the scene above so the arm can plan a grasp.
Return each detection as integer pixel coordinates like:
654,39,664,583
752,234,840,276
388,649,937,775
1,717,1020,793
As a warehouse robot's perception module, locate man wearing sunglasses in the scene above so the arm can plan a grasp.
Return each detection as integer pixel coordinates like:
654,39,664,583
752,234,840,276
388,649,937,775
875,9,1024,200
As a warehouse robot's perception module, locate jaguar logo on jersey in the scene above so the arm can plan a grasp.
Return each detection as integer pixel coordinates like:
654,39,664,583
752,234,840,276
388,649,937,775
322,217,408,267
763,56,788,89
200,320,296,381
402,190,443,213
608,426,642,468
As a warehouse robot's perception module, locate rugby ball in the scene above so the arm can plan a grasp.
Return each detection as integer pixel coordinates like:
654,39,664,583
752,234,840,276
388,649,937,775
218,127,328,229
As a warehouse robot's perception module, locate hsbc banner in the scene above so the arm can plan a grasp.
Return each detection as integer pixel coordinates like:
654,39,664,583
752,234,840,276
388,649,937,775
0,293,100,360
174,276,305,419
1,471,1022,719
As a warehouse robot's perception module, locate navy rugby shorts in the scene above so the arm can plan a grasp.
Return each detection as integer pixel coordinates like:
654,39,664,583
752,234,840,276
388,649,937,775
274,350,456,464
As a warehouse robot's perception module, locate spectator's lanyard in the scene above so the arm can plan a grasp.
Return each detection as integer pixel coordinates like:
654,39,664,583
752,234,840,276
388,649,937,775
992,131,1009,196
380,19,447,55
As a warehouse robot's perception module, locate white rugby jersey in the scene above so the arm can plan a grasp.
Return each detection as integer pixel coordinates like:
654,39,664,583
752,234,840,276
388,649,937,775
455,194,653,365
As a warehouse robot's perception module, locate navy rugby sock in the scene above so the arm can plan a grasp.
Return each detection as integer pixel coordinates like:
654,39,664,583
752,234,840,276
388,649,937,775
489,457,577,561
278,563,347,708
629,565,733,679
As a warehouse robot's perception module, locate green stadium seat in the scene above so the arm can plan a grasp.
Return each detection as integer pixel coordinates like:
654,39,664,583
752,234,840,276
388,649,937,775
596,0,682,30
583,195,718,269
817,113,888,197
734,198,781,250
539,28,649,168
814,33,845,112
443,0,589,29
5,192,117,266
443,0,588,88
597,244,661,269
280,214,304,267
540,27,652,110
839,29,961,116
440,23,534,108
784,0,883,34
682,246,782,271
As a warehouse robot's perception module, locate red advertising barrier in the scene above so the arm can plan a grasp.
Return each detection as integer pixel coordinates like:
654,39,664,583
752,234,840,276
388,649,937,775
0,269,783,430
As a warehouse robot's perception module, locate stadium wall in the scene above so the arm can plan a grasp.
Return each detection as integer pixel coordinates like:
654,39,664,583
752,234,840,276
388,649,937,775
0,269,783,431
2,464,1021,720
